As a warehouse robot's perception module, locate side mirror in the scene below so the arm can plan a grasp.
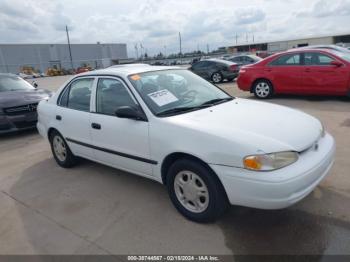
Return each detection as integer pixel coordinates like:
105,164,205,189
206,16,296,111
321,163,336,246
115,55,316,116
32,81,38,88
330,61,342,67
115,106,147,121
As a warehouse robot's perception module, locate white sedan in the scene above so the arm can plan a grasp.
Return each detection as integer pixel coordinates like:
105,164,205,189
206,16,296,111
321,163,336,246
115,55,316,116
37,65,335,222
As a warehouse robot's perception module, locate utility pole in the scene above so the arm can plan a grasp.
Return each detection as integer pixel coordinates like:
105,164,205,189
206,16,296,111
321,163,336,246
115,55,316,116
164,45,167,58
206,44,209,54
236,34,238,44
134,44,139,60
179,32,182,58
140,43,144,60
66,25,74,71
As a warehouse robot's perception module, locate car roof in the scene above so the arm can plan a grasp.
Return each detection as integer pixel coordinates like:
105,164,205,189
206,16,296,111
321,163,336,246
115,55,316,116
108,63,151,68
289,45,350,53
0,73,18,78
202,58,235,65
277,48,335,55
78,65,182,78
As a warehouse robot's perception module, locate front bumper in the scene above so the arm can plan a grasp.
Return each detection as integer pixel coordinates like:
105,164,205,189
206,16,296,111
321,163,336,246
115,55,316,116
0,113,38,134
210,133,335,209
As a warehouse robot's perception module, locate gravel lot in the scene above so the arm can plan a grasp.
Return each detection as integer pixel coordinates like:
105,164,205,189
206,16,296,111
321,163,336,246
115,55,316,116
0,75,349,256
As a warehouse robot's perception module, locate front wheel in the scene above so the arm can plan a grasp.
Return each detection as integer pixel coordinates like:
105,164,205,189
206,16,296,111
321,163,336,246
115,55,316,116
253,80,273,99
166,159,228,223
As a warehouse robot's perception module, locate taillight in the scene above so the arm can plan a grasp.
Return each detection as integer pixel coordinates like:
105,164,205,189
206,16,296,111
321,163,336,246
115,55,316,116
229,64,238,72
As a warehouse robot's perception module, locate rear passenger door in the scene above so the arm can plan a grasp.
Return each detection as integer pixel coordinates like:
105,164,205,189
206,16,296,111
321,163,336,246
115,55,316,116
90,77,153,176
56,77,95,158
191,61,211,79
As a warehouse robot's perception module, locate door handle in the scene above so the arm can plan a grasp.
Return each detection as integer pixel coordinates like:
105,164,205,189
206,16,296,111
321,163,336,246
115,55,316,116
305,68,311,72
56,115,62,121
91,123,101,130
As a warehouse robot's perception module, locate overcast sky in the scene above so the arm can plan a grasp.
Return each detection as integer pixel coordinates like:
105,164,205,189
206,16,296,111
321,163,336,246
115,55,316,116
0,0,350,57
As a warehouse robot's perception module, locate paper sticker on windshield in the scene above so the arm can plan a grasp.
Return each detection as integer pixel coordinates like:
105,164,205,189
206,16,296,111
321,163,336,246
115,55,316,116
130,74,141,81
148,89,179,107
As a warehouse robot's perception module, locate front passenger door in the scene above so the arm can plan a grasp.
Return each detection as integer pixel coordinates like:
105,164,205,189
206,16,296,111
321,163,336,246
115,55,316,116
302,52,348,95
90,77,153,176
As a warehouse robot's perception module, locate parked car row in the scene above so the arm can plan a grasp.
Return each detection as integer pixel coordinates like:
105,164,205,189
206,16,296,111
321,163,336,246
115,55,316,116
1,46,343,223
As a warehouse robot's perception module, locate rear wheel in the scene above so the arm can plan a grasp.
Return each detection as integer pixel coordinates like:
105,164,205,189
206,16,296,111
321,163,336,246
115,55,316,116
211,72,223,83
253,80,273,99
166,159,228,223
49,130,77,168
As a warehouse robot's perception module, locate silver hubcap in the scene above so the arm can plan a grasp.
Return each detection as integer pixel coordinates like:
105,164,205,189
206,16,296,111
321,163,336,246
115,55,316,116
174,171,209,213
53,135,67,162
212,73,222,83
255,82,270,97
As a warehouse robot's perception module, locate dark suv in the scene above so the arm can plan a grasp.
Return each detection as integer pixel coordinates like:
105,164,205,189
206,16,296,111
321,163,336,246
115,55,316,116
189,59,239,83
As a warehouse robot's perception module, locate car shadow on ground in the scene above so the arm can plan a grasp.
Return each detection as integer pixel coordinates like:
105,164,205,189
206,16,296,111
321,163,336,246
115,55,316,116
0,128,38,140
267,94,350,102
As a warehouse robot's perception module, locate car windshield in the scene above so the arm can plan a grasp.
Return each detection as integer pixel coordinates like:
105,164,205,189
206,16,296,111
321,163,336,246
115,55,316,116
332,50,350,62
128,69,233,117
0,75,35,92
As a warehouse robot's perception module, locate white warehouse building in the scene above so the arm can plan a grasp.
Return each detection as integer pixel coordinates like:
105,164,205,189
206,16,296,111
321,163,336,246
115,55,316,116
0,43,128,74
227,33,350,53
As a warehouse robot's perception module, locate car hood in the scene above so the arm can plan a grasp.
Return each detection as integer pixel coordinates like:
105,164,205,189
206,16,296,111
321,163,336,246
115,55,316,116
168,98,323,153
0,89,52,108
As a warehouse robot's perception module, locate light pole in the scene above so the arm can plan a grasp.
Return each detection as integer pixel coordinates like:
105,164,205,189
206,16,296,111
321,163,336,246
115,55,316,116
179,32,182,59
66,25,74,71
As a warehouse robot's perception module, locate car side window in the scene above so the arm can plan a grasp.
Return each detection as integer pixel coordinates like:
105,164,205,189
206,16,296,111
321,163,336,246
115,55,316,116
304,52,334,66
232,57,242,63
96,78,137,116
66,78,94,112
192,62,204,69
270,54,300,66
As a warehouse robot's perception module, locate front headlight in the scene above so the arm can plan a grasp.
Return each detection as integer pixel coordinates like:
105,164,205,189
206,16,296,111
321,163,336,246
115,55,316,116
243,151,298,171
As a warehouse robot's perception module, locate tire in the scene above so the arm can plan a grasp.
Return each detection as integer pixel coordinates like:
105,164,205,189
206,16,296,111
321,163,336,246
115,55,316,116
227,77,235,82
49,130,77,168
253,79,273,99
211,72,223,83
166,159,228,223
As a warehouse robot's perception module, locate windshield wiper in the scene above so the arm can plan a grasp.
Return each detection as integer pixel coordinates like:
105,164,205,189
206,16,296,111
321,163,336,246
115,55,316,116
200,97,233,106
156,97,234,117
157,104,215,116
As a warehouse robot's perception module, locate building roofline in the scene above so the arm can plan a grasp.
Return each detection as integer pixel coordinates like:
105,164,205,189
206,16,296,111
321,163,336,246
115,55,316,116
226,32,350,48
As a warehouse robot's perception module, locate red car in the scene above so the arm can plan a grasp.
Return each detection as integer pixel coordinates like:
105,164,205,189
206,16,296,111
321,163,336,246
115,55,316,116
237,49,350,98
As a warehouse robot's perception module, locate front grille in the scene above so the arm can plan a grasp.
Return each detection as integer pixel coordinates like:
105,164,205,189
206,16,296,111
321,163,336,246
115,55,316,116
3,103,38,116
0,123,11,131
